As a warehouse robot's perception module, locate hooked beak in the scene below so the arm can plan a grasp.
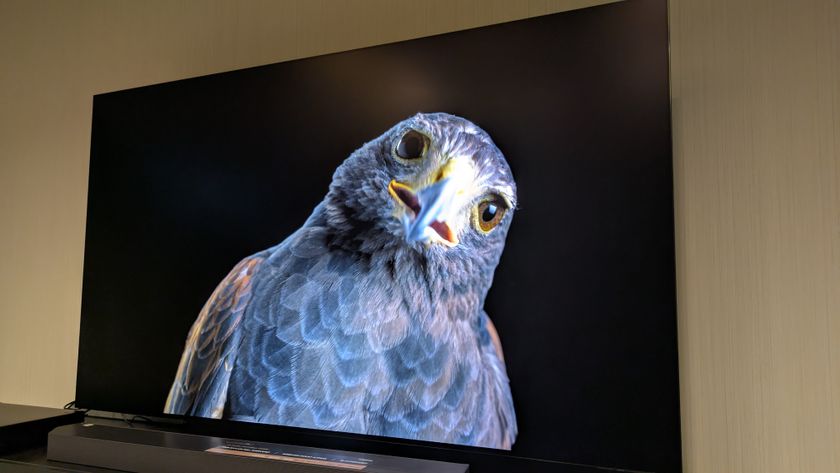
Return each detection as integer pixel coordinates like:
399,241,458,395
388,159,470,247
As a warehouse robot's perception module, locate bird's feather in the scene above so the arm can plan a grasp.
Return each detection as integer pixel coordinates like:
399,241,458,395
164,255,264,418
222,205,513,447
165,113,518,449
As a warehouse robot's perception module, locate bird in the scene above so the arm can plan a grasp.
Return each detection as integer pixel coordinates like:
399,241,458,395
164,112,518,449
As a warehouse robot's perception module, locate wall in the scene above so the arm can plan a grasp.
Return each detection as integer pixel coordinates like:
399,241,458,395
670,0,840,471
1,1,838,472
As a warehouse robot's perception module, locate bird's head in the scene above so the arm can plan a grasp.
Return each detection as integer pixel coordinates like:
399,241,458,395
326,112,517,271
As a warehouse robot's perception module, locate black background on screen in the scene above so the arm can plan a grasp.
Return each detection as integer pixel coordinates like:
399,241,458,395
76,1,680,472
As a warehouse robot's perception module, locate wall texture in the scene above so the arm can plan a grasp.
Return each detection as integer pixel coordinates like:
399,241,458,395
670,1,840,471
1,1,838,472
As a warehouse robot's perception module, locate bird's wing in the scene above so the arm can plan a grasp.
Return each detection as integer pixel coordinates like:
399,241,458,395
164,255,264,418
477,310,517,449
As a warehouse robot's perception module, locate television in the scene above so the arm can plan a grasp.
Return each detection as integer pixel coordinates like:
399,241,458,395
75,0,680,471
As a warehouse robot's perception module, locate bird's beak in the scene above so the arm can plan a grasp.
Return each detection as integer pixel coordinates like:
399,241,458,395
388,158,472,247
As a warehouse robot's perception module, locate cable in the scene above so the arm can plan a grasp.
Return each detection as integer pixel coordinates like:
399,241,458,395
62,400,91,415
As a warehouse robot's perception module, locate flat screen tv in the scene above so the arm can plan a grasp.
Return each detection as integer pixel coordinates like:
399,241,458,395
75,0,680,471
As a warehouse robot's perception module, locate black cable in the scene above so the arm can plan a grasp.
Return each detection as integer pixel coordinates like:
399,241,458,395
122,415,176,428
62,400,91,416
64,401,181,427
121,413,134,427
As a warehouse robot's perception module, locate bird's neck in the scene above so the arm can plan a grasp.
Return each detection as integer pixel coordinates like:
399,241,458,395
319,195,492,324
378,245,490,325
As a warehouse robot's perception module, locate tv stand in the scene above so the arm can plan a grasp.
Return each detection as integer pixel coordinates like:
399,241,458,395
48,423,468,473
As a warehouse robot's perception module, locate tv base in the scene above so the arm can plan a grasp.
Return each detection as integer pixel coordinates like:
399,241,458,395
48,423,468,473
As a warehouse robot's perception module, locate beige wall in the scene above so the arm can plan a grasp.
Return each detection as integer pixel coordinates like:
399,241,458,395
1,1,837,471
670,1,840,471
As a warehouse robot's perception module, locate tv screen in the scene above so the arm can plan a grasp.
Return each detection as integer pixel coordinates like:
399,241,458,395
76,1,680,471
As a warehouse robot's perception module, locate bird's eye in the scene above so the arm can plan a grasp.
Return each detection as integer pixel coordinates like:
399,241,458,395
395,130,428,160
475,195,508,233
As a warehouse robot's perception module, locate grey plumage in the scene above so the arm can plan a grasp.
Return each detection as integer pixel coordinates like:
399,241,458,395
165,112,518,449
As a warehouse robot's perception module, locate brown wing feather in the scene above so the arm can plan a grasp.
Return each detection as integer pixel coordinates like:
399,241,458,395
164,255,263,417
486,316,505,363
